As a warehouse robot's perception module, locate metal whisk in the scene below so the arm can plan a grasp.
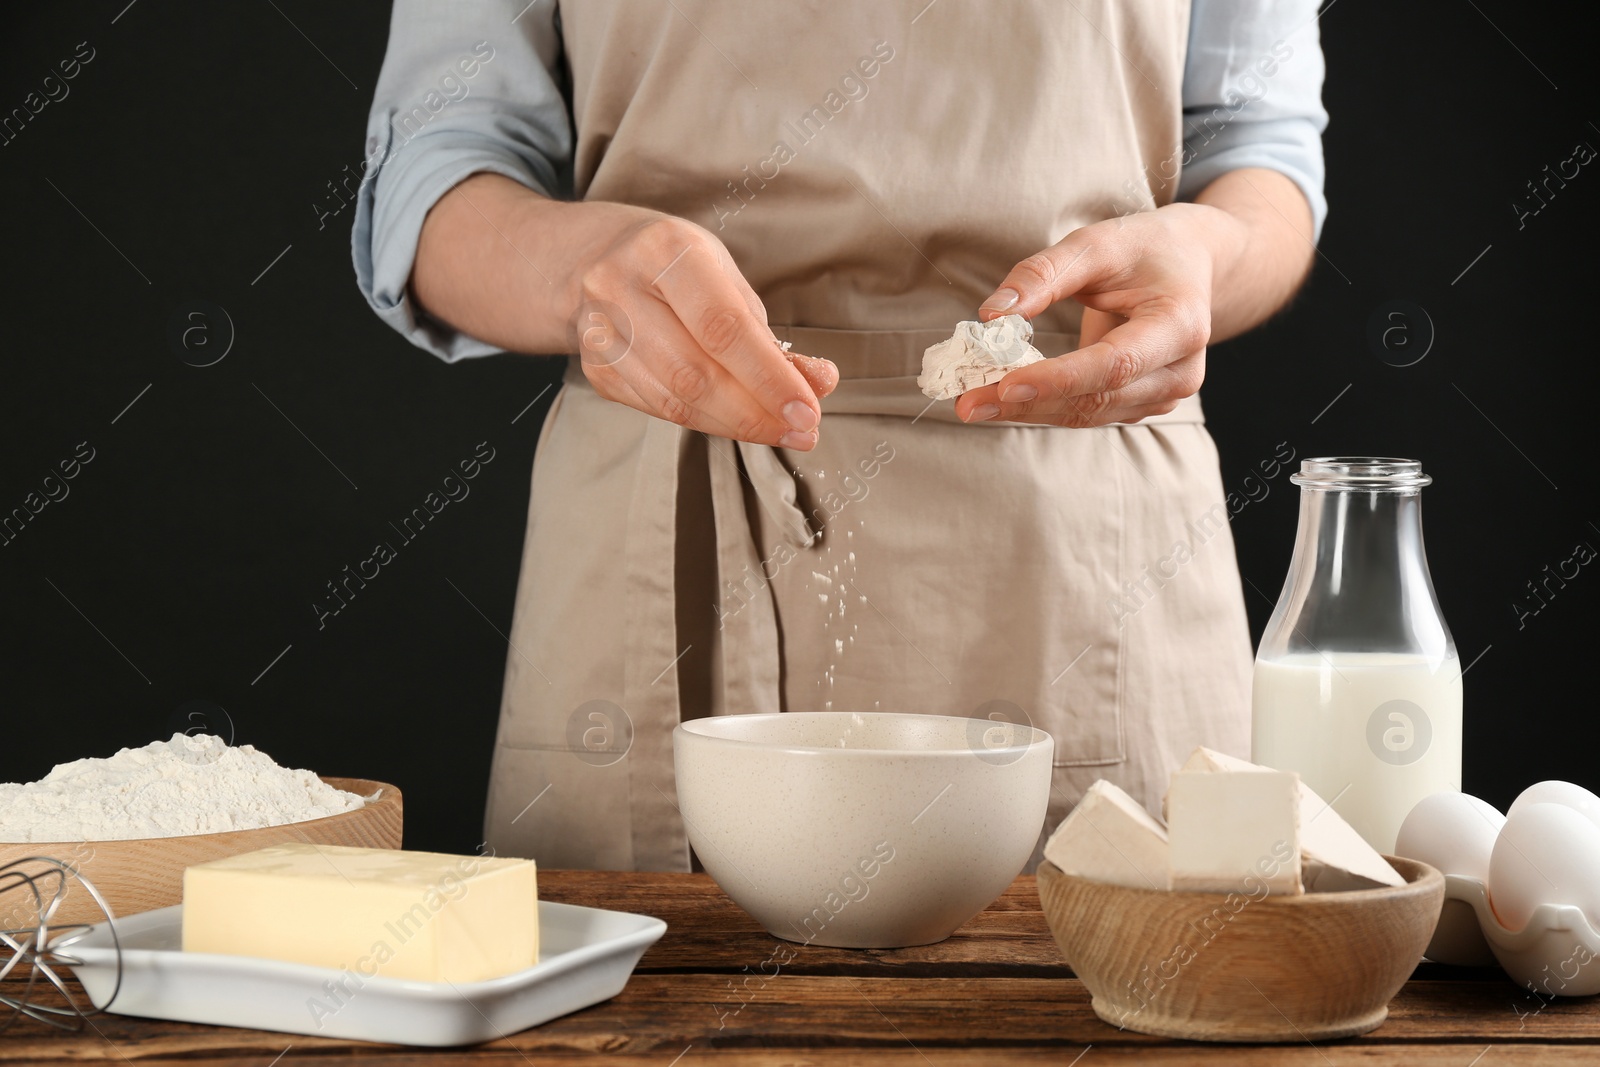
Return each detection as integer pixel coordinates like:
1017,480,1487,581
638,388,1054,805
0,857,122,1032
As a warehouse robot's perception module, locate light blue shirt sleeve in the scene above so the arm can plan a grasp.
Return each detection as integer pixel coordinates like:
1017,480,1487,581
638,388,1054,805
352,0,571,362
354,1,1330,362
1178,0,1330,238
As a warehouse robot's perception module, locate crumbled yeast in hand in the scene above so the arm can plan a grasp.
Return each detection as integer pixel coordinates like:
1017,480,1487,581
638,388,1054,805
917,314,1045,400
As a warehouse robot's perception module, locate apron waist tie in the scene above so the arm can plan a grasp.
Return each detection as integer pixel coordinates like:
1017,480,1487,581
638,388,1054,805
771,324,1207,426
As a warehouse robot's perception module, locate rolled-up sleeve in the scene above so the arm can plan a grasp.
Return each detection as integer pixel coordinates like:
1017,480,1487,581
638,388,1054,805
352,0,571,361
1178,0,1329,239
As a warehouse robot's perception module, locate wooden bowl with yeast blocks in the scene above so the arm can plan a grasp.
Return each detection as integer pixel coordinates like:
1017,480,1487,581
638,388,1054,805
0,777,401,929
1038,855,1444,1042
1039,749,1447,1042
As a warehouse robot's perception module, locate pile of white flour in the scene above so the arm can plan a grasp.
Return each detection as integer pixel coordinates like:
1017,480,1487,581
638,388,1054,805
0,733,366,843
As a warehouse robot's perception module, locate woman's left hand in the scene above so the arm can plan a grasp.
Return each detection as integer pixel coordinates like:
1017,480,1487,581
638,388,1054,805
953,203,1245,428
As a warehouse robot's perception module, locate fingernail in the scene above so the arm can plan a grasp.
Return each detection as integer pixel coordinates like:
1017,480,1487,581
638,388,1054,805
1000,384,1037,403
980,288,1020,313
782,400,818,432
967,403,1000,422
779,430,817,450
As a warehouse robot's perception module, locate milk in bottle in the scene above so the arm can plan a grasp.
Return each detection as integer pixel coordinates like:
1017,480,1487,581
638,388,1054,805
1252,459,1462,853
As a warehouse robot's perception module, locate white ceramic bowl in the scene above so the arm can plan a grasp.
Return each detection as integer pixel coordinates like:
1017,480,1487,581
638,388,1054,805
673,712,1053,948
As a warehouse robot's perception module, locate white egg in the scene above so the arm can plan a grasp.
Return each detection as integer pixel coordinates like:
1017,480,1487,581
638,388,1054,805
1508,780,1600,831
1395,791,1505,881
1487,802,1600,933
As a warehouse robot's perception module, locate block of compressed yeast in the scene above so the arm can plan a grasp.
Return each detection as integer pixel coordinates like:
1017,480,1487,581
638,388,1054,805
1167,769,1303,895
1176,747,1404,888
1043,779,1169,890
183,843,537,982
917,314,1045,400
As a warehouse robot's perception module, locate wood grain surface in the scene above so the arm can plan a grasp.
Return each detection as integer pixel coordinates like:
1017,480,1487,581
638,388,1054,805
3,870,1594,1065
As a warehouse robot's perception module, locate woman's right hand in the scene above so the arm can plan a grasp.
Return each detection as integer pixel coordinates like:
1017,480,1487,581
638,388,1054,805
411,175,837,451
572,211,837,451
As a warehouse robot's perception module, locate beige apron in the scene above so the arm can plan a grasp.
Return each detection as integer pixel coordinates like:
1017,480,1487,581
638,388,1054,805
483,0,1253,871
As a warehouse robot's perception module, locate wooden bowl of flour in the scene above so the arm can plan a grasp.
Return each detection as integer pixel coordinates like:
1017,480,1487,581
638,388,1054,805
0,777,402,929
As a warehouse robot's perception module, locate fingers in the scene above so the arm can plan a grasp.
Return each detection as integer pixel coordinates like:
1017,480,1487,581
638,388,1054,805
584,297,820,450
578,216,836,449
705,240,843,398
716,246,846,398
721,242,777,327
954,298,1206,422
955,348,1205,428
649,242,822,436
1009,302,1200,398
969,209,1215,427
705,234,842,398
786,351,840,398
1075,305,1122,350
958,384,1186,428
979,229,1126,322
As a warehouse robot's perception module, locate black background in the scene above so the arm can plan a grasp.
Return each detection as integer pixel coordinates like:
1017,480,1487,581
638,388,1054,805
2,2,1594,856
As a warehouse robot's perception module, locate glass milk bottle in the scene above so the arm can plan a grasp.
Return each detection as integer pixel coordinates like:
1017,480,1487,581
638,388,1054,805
1252,458,1462,854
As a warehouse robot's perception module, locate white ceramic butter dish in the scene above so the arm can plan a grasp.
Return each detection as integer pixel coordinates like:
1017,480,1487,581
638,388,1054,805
58,900,665,1045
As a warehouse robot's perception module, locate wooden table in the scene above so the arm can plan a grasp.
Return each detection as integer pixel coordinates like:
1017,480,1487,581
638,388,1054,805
7,871,1597,1064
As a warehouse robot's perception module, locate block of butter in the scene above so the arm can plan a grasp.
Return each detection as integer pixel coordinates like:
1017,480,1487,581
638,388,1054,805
1167,769,1303,895
1174,747,1404,889
1043,779,1169,890
183,843,538,983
